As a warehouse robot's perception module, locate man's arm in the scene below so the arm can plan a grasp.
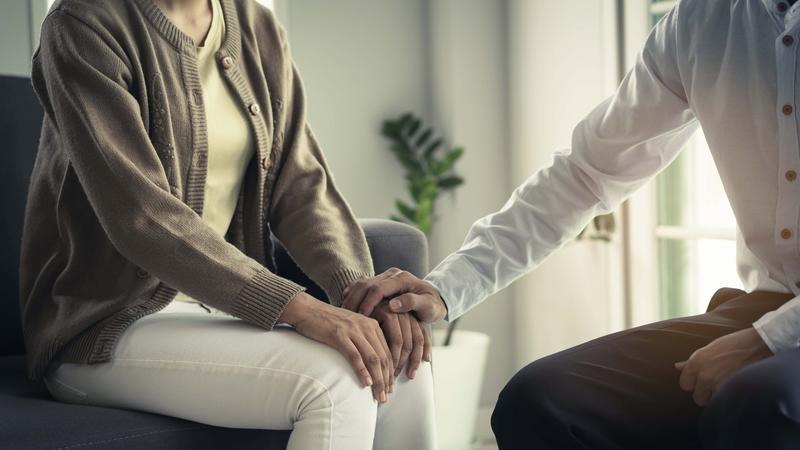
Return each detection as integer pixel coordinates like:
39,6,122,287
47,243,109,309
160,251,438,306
349,4,698,320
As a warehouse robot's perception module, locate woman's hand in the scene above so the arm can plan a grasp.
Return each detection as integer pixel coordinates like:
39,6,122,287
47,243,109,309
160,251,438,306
371,302,431,380
280,292,394,402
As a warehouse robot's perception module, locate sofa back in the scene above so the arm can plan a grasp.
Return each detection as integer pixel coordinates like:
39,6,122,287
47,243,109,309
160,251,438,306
1,75,43,356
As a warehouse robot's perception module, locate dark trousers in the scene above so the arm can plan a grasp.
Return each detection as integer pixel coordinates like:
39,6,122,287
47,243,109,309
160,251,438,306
491,288,800,449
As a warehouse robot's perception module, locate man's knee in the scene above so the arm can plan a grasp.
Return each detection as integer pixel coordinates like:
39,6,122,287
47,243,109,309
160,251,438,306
701,358,800,449
491,358,567,450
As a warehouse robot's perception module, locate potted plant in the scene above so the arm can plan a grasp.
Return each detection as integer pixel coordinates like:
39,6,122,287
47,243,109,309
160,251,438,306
382,113,490,450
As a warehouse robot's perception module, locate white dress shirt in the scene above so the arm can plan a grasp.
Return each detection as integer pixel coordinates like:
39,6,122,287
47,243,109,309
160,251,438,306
425,0,800,354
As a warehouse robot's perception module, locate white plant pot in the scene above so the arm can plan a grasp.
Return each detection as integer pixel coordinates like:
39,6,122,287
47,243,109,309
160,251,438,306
432,329,490,450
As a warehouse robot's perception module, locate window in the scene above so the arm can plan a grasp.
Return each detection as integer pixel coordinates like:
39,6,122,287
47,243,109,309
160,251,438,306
625,1,741,323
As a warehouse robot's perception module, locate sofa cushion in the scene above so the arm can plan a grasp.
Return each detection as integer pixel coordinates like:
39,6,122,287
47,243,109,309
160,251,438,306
0,356,290,449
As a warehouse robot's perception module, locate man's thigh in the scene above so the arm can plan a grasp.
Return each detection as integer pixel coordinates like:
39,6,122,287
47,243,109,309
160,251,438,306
45,312,367,429
492,288,793,450
701,347,800,450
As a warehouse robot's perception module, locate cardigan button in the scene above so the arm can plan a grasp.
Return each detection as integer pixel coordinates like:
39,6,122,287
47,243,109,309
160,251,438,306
779,2,789,12
249,103,261,116
784,35,795,46
781,228,792,240
783,104,794,115
220,56,234,70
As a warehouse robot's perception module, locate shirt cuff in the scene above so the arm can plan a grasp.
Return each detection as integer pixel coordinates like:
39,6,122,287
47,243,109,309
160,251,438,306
752,294,800,354
424,254,488,322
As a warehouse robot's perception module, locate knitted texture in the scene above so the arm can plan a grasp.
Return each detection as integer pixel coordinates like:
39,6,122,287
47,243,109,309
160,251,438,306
21,0,374,381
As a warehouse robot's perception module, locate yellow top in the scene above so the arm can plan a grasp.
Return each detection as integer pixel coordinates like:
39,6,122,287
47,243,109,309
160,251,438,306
174,0,254,303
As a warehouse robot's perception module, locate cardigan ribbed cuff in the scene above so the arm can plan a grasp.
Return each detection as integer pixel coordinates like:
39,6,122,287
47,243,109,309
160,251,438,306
325,268,373,307
231,267,306,330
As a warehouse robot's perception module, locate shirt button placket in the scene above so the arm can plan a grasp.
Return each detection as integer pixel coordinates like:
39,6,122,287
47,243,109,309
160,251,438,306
776,25,800,297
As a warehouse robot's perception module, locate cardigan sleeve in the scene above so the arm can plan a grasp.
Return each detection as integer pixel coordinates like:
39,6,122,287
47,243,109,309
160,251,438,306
266,20,375,307
31,10,305,330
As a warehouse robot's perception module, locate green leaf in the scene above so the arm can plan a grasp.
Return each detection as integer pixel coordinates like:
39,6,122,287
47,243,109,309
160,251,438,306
430,159,448,176
437,176,464,189
399,113,413,126
415,128,433,147
415,197,433,234
395,200,417,222
406,118,421,137
389,214,408,224
423,138,443,159
439,147,464,172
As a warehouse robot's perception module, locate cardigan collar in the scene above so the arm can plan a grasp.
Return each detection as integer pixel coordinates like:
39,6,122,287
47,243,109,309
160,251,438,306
134,0,242,61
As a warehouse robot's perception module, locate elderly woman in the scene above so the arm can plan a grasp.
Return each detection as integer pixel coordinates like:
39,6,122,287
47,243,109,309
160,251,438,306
20,0,435,448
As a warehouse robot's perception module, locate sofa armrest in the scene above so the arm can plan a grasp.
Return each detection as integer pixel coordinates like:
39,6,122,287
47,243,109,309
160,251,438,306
271,218,429,302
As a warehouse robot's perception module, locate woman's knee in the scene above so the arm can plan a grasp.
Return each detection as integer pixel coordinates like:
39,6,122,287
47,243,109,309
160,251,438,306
288,333,377,422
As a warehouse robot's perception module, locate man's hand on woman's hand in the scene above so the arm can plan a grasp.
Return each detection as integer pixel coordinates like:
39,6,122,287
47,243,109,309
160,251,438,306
280,291,394,403
342,268,448,323
370,302,431,380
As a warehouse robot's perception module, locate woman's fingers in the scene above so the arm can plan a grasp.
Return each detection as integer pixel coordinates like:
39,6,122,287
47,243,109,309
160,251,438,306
373,325,395,394
352,334,388,403
396,313,413,377
422,322,432,362
336,335,373,388
379,312,403,370
362,321,394,400
407,318,425,379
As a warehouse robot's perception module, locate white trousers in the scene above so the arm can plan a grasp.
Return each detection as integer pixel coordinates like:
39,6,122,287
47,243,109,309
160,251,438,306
43,300,437,450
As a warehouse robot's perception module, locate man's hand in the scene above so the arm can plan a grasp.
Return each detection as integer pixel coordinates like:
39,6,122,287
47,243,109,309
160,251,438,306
371,302,431,380
280,291,394,402
674,327,772,406
342,268,448,323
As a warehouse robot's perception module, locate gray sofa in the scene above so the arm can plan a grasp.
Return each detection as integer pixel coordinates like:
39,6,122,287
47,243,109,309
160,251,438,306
0,74,429,449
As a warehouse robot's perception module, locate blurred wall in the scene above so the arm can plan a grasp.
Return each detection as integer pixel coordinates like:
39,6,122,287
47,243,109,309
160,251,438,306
507,0,626,365
280,0,430,220
0,1,48,77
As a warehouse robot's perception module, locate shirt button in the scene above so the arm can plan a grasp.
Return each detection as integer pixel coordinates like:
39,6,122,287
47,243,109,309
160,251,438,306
249,103,261,115
136,268,149,278
780,228,792,239
786,170,798,182
220,56,234,70
783,104,794,115
784,35,795,46
779,2,789,12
